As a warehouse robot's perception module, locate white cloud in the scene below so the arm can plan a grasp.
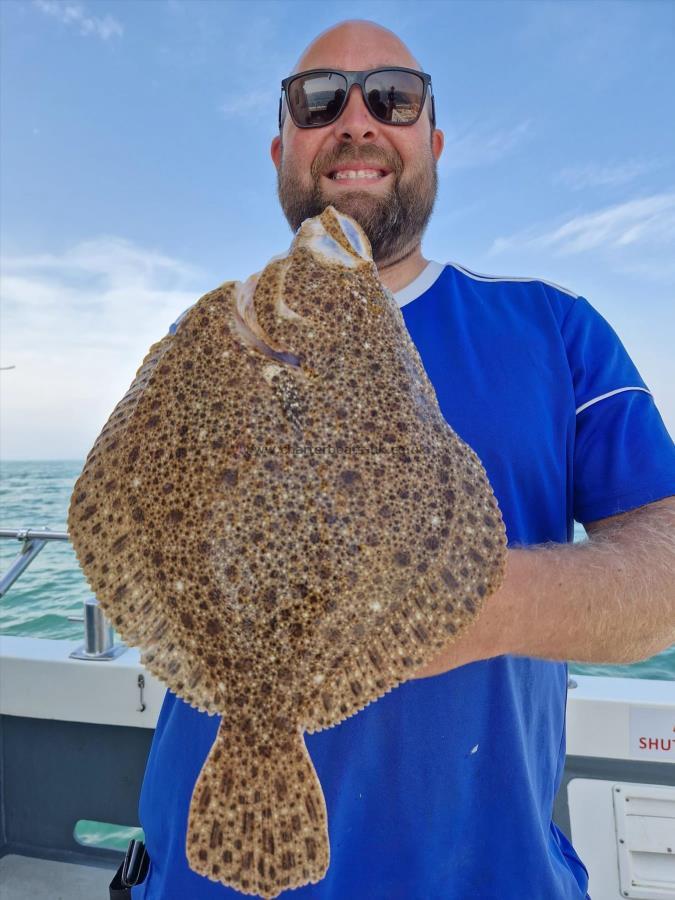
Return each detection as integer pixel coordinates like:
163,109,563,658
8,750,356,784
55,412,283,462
32,0,123,40
489,191,675,257
438,118,533,172
0,237,209,459
554,158,664,191
219,87,278,122
215,13,287,125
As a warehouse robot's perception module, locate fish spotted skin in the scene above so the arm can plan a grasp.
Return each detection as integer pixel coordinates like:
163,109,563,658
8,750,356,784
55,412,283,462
67,205,507,898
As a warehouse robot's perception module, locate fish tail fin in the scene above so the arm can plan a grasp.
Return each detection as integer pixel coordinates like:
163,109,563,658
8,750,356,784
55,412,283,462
186,719,329,899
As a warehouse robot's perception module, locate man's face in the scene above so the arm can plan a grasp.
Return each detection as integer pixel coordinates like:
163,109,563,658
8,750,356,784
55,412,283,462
271,54,444,264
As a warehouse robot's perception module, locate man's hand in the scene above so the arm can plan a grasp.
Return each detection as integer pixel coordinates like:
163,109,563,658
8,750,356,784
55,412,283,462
411,495,675,679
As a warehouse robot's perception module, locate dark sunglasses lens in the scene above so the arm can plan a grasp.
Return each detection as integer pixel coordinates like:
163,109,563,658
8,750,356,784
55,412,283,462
364,70,425,123
288,72,349,126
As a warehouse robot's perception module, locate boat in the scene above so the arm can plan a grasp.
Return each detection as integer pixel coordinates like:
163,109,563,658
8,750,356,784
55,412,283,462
0,526,673,899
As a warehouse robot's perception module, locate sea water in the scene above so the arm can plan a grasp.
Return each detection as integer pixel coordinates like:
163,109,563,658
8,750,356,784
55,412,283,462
1,459,673,682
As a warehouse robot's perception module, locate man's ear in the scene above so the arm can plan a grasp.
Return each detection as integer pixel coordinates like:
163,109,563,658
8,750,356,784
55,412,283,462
271,135,282,171
431,127,444,163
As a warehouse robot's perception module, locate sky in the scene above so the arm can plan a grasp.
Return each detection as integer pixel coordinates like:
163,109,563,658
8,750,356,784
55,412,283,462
1,0,674,461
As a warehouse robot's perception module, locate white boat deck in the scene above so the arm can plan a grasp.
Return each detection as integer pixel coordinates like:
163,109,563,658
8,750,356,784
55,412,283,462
0,853,117,900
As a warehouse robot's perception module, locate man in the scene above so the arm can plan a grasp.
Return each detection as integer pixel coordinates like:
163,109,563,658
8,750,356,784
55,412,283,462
132,19,675,900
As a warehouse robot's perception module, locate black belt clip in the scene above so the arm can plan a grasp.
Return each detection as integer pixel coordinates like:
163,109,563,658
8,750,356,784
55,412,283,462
110,839,150,899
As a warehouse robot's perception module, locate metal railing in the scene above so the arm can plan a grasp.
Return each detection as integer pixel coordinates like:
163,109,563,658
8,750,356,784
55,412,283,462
0,527,68,597
0,527,127,660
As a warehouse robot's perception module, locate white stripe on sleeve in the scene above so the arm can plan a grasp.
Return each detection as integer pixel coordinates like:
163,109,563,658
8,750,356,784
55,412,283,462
575,386,652,415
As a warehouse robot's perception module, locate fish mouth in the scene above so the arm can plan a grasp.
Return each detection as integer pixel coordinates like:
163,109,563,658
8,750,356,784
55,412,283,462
231,273,302,369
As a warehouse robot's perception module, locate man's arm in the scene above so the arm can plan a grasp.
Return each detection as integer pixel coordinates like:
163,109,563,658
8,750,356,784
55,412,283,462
411,495,675,679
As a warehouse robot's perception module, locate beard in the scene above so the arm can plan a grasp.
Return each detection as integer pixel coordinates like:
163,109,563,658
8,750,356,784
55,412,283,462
276,140,438,263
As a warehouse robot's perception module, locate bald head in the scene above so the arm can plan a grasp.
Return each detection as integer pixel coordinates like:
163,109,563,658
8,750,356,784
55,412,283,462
271,17,443,267
292,19,423,74
280,19,430,131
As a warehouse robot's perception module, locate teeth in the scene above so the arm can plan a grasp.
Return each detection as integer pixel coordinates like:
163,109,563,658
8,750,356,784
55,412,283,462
332,169,384,180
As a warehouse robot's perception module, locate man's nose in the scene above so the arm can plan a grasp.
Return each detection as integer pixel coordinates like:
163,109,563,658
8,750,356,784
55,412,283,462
331,83,380,141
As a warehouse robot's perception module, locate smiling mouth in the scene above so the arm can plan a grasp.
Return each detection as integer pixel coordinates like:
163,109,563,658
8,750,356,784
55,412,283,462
323,169,392,185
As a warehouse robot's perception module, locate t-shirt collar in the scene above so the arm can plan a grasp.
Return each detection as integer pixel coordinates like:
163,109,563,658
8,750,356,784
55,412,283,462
392,260,445,308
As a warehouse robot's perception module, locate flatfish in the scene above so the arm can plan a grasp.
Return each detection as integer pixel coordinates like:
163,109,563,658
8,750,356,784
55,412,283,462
67,205,507,898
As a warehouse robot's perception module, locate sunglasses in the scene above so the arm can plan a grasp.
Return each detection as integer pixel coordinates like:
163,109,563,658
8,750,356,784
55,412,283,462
279,66,436,129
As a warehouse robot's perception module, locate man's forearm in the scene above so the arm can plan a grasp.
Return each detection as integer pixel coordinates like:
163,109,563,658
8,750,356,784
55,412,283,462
497,501,675,663
411,497,675,679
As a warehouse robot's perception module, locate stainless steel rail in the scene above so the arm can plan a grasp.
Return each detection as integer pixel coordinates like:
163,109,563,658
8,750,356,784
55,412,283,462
0,528,70,540
0,527,127,660
0,527,68,598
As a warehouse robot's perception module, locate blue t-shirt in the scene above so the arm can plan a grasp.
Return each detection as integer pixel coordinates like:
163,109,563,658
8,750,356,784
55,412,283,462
133,260,675,900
